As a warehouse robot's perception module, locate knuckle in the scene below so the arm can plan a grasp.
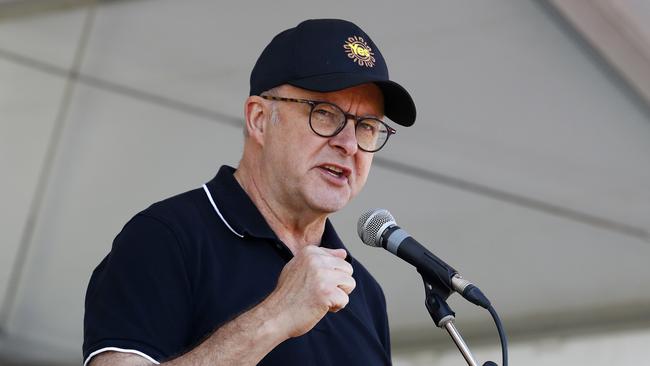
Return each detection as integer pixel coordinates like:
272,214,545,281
349,277,357,290
298,246,315,260
337,292,350,308
305,255,321,269
333,258,352,273
316,281,331,296
314,267,328,279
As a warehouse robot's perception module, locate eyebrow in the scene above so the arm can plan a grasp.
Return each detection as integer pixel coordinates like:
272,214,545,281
269,93,384,120
316,98,384,119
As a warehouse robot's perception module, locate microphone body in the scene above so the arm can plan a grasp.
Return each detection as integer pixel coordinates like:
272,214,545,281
359,209,490,308
381,225,458,292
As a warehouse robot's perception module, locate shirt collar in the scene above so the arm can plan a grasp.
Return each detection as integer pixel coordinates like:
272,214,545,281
205,165,277,240
205,165,353,262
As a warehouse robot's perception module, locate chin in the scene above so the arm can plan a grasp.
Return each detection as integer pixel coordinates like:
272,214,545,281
307,190,352,214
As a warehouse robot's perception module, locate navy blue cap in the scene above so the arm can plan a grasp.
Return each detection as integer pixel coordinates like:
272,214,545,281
250,19,416,127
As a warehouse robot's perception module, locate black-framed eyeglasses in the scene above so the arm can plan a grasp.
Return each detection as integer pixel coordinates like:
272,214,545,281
260,95,396,153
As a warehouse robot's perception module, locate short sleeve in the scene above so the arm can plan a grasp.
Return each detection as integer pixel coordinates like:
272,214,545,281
83,213,193,363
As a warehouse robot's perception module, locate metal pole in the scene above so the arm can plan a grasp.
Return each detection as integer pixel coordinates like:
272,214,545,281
440,317,479,366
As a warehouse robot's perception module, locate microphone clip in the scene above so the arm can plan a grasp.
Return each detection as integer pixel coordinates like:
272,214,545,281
422,276,498,366
423,279,455,327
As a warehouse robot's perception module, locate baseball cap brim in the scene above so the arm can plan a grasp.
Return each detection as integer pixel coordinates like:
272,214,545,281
288,73,416,127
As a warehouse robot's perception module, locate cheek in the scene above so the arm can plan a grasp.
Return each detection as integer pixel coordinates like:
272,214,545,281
354,154,373,188
268,126,305,165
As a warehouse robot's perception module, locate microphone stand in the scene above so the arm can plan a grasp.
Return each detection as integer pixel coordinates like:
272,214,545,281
422,278,497,366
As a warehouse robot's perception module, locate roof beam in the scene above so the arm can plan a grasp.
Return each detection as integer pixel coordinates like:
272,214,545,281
549,0,650,106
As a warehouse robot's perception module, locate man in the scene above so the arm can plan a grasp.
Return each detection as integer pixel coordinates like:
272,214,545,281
83,19,416,365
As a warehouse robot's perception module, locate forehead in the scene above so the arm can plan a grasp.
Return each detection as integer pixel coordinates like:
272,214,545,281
279,83,384,115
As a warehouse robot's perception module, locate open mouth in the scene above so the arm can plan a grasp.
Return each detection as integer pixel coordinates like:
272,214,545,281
319,164,350,179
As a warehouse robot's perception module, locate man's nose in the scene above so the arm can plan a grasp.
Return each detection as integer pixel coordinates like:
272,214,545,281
329,118,358,155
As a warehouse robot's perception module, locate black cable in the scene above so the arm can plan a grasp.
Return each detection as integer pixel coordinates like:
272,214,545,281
487,305,508,366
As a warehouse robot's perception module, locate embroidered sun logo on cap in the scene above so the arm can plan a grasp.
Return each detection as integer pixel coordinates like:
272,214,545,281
343,36,375,68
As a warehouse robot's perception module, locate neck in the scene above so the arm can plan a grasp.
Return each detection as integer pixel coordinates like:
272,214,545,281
234,159,327,254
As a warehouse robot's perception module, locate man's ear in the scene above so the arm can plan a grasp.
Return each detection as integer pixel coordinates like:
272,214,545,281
244,95,270,145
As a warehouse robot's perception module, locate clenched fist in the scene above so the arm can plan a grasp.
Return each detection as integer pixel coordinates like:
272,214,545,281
265,245,356,339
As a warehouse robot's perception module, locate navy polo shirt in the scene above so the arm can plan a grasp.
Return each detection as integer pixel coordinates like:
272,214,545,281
83,165,391,365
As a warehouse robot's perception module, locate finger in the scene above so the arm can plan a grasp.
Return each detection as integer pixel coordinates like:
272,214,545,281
321,248,348,259
332,259,354,275
317,255,353,275
336,275,356,295
326,271,355,294
328,288,350,312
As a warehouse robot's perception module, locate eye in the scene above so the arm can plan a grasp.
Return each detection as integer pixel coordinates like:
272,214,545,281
314,108,334,117
311,104,342,126
358,120,379,133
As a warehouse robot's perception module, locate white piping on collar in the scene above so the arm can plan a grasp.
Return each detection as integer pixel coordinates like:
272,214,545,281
202,184,244,238
84,347,159,365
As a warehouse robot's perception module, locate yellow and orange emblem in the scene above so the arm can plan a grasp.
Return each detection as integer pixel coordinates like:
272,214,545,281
343,36,376,68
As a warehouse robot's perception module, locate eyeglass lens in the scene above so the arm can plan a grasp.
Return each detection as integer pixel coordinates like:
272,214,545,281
310,103,388,152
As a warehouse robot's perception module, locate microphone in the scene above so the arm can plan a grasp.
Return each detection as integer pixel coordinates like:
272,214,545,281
357,208,490,309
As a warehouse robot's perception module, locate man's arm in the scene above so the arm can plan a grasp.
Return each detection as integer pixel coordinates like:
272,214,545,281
90,299,282,366
89,246,355,366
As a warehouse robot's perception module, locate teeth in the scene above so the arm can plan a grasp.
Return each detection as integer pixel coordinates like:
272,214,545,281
323,165,343,174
